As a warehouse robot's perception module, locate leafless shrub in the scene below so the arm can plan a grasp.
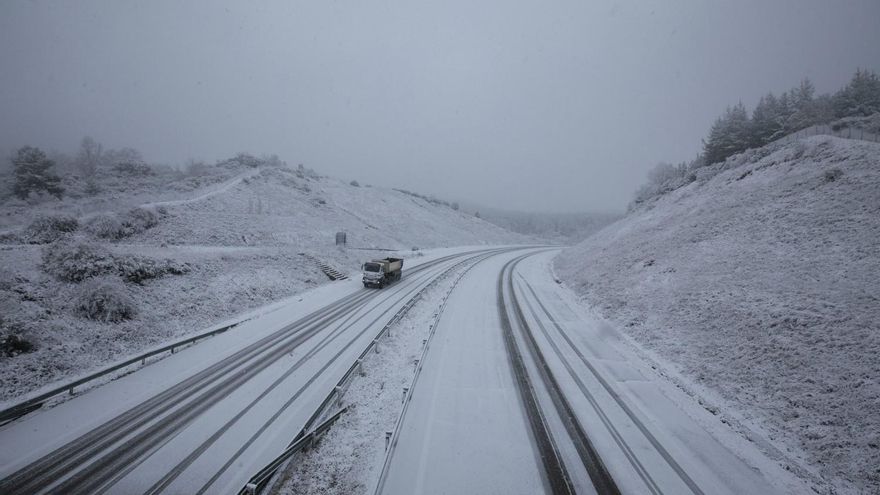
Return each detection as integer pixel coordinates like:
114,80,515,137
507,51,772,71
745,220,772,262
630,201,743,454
84,213,126,239
42,241,116,282
0,333,35,357
84,207,160,240
112,161,154,176
114,255,189,284
824,168,844,182
23,214,79,244
73,276,137,322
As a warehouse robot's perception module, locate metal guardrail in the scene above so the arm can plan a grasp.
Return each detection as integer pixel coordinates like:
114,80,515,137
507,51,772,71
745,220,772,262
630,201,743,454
241,252,491,495
370,253,487,495
240,407,348,494
0,319,246,426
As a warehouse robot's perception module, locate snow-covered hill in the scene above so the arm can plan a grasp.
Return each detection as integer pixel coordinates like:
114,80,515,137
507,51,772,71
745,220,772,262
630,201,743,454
0,162,528,402
555,136,880,493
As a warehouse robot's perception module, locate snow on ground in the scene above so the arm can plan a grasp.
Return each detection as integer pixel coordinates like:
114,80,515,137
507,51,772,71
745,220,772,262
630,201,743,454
555,136,880,494
272,255,476,495
0,160,528,404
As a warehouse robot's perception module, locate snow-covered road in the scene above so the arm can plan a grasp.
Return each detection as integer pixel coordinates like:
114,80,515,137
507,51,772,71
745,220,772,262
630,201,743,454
377,250,810,495
378,249,548,494
0,247,517,494
0,246,812,495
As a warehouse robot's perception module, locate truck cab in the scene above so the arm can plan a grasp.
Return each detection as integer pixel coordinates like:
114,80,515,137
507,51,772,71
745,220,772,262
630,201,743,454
362,257,403,288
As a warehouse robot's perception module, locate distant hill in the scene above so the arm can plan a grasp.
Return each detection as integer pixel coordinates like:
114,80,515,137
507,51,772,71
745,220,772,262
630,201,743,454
0,157,528,402
555,135,880,493
458,204,620,243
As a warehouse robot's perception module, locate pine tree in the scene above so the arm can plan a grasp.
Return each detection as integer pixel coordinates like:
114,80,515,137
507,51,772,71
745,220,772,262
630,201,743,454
723,102,751,157
702,115,728,165
750,93,782,146
784,79,820,133
12,146,65,200
833,68,880,117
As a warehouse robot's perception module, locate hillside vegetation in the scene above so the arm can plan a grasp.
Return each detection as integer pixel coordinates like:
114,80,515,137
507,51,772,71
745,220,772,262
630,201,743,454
555,135,880,493
0,153,526,402
633,69,880,209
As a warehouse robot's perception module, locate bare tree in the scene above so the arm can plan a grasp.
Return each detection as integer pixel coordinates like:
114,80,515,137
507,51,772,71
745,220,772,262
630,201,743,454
76,136,103,194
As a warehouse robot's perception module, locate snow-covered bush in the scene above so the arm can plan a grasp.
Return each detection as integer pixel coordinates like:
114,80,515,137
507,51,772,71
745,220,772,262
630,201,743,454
114,255,189,284
84,213,126,239
221,152,265,168
0,334,35,357
11,146,65,200
112,161,154,176
631,162,697,209
84,207,160,240
124,206,159,232
23,214,79,244
41,240,116,282
73,276,137,322
350,180,360,187
824,167,844,182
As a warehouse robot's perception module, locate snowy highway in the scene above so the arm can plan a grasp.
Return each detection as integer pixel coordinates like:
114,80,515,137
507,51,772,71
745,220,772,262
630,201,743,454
0,247,518,494
0,247,807,495
376,249,802,495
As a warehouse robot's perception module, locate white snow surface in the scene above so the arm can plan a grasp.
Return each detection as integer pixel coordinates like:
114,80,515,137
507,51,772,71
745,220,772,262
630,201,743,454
555,136,880,494
0,248,497,493
0,163,528,403
274,254,478,495
278,248,811,495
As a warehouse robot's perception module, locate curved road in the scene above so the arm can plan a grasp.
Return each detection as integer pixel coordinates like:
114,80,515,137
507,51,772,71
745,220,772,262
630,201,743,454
0,248,516,494
0,247,807,495
377,249,802,495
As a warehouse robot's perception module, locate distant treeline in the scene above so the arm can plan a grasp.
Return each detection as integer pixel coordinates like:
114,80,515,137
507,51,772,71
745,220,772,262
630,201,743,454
633,68,880,208
471,209,619,242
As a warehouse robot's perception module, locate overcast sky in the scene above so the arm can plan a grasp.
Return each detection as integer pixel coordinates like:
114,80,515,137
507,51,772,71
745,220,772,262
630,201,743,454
1,1,878,212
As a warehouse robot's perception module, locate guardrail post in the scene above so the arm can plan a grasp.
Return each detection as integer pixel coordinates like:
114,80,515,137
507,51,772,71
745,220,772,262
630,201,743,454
334,386,344,406
385,431,392,451
374,341,380,353
402,387,409,403
413,359,419,371
356,359,365,377
68,386,74,395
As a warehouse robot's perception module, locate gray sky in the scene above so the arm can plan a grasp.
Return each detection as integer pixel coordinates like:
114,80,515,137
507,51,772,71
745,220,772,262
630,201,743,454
1,1,878,212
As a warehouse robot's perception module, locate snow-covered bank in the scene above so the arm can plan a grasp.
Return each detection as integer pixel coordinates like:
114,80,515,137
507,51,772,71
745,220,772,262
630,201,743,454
0,160,528,403
555,136,880,493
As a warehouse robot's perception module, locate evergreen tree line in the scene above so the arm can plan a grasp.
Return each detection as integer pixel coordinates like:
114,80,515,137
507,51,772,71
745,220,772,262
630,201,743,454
632,68,880,209
703,68,880,165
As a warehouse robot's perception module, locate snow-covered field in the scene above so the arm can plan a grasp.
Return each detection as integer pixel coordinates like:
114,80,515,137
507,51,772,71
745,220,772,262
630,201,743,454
555,136,880,493
0,162,528,403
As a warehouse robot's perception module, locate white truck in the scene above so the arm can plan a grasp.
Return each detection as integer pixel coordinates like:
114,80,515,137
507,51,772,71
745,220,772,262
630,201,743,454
362,257,403,288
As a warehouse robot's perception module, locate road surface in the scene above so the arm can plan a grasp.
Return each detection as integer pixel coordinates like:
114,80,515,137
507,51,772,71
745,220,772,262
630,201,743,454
0,247,807,495
376,249,804,495
0,247,515,494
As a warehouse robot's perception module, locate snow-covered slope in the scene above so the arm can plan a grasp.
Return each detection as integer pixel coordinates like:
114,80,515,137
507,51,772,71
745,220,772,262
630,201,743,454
555,136,879,494
0,164,528,403
139,166,525,250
